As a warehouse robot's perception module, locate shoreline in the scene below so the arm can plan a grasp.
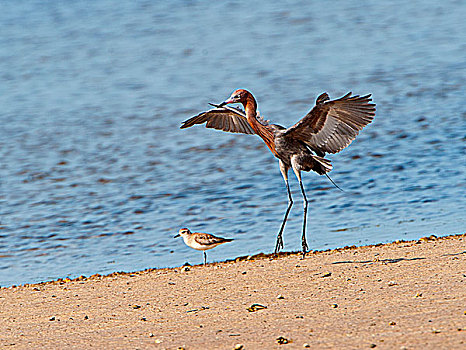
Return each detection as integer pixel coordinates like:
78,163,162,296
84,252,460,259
1,233,465,349
2,233,461,289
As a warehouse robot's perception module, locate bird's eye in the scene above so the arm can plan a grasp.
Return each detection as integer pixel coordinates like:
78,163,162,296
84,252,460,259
234,95,240,99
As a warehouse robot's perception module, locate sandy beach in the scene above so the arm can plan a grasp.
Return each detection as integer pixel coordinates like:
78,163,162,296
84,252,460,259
1,234,465,349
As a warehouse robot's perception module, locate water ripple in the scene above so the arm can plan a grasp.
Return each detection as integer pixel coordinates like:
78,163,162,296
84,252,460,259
0,0,465,286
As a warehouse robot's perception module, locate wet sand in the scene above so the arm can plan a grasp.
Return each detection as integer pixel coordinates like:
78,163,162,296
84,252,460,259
1,234,465,349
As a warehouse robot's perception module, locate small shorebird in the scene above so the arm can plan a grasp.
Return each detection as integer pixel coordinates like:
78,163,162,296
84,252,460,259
174,228,234,265
181,89,375,257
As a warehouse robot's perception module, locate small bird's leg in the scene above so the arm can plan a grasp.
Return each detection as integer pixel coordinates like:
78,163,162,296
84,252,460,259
276,161,293,254
298,180,309,258
203,251,207,265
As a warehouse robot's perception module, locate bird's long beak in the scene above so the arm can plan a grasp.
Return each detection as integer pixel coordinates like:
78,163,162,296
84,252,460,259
174,234,180,238
218,98,234,107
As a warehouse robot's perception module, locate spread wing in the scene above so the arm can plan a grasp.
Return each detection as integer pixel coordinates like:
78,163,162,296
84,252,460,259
180,104,255,134
284,92,376,154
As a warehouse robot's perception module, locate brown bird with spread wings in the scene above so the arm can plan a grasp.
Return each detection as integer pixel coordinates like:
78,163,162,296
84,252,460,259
181,89,376,256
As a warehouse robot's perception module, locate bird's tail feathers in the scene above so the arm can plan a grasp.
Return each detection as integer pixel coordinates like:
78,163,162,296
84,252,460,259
299,155,332,175
312,155,332,175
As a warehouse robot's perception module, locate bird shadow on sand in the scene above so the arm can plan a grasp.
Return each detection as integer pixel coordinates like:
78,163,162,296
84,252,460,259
331,256,426,265
441,250,466,257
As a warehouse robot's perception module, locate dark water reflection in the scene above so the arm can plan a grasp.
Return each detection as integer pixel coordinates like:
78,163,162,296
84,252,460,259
0,1,465,286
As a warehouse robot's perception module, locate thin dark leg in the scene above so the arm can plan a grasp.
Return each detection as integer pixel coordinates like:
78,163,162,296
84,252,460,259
203,251,207,265
275,180,293,254
299,180,309,258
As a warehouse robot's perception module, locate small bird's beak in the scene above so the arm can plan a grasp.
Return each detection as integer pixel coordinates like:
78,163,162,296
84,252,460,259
174,234,180,238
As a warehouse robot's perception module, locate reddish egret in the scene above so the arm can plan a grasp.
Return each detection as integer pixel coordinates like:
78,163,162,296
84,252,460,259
175,228,234,264
181,89,375,256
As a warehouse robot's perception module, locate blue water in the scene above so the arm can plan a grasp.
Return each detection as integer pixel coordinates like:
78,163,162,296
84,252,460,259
0,1,465,286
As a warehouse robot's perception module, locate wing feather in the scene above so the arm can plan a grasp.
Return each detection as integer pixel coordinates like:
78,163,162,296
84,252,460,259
194,233,233,245
180,106,255,135
284,92,376,154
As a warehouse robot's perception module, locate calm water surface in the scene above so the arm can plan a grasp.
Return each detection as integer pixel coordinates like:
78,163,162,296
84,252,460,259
0,1,465,286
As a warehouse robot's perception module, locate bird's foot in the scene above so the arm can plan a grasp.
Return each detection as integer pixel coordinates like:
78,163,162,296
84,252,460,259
301,240,309,259
274,234,284,254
